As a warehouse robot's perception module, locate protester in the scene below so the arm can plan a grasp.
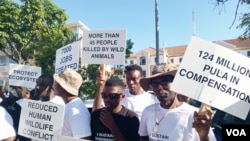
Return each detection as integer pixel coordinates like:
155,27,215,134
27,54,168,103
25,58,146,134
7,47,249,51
139,63,216,141
122,64,158,120
91,78,140,141
53,68,92,140
92,65,108,112
35,73,64,105
0,106,16,141
92,64,158,121
14,74,65,141
0,86,31,141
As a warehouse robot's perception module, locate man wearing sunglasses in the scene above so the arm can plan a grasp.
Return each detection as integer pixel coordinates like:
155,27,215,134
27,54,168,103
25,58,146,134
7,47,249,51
139,63,216,141
91,78,140,141
92,64,158,121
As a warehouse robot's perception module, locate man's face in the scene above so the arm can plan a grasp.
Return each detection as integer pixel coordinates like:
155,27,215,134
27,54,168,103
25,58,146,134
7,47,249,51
126,70,142,95
150,76,176,104
35,78,49,97
102,86,124,111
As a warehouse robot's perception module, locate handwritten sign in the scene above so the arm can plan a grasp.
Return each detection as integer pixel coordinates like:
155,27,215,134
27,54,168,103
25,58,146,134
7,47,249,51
9,64,41,88
55,40,81,74
82,29,126,65
18,99,65,141
171,36,250,120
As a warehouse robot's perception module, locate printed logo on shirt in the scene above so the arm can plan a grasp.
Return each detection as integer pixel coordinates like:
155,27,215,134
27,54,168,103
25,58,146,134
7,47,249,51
150,132,169,141
95,133,114,141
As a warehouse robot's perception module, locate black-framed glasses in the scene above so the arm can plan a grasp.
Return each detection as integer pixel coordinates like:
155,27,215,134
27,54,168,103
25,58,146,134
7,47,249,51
101,92,122,100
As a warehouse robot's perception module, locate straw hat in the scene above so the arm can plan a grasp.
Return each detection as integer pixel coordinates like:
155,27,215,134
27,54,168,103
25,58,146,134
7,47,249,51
54,68,83,96
140,63,178,91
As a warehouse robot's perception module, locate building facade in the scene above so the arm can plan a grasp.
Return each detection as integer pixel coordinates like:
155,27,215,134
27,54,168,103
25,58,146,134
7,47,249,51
66,21,90,68
66,21,90,40
126,38,250,77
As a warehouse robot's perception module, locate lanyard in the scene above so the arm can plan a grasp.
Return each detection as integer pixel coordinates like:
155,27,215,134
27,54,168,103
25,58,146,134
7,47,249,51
152,105,169,136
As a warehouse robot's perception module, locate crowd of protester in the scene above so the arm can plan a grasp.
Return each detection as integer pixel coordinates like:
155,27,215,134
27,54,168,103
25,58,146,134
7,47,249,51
0,64,219,141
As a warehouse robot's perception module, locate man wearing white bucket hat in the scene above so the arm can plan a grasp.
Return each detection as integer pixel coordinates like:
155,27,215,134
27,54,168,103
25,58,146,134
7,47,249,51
54,68,91,140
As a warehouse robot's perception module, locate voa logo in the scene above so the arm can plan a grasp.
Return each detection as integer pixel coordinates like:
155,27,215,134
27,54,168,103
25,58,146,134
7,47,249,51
226,129,246,136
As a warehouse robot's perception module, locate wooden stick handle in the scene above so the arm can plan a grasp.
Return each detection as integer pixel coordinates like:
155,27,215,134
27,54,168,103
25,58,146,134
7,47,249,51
2,80,6,91
99,64,106,80
199,103,211,115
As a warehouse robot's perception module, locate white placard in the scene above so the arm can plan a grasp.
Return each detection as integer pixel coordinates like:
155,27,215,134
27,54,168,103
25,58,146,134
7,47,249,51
82,29,126,65
57,135,91,141
171,36,250,120
18,99,65,141
55,40,81,74
0,66,8,80
9,64,41,88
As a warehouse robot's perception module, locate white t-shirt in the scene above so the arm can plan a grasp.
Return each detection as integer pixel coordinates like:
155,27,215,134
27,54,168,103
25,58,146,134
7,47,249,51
0,106,16,140
139,102,216,141
49,95,65,105
121,89,159,120
62,97,91,138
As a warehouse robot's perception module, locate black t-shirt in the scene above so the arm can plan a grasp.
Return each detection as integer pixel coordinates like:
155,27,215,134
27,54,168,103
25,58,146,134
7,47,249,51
91,106,140,141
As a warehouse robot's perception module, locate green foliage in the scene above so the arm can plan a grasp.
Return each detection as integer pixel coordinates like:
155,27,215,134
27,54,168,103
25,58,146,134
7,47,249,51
80,82,97,100
237,12,250,39
126,39,133,58
0,0,74,72
216,0,250,39
0,0,134,98
235,0,250,39
78,64,99,99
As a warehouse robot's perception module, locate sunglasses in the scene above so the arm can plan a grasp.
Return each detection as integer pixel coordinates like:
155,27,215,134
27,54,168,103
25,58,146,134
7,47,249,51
101,92,122,100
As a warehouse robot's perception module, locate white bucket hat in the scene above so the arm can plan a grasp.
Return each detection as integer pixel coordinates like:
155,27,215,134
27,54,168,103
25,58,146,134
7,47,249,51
54,68,83,96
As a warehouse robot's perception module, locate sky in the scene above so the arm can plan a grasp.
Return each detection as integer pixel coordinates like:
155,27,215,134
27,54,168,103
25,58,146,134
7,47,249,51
53,0,249,52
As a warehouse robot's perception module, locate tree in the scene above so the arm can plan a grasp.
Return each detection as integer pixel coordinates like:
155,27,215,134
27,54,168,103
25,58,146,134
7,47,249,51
215,0,250,39
236,0,250,39
79,64,99,99
126,39,133,58
0,0,74,73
